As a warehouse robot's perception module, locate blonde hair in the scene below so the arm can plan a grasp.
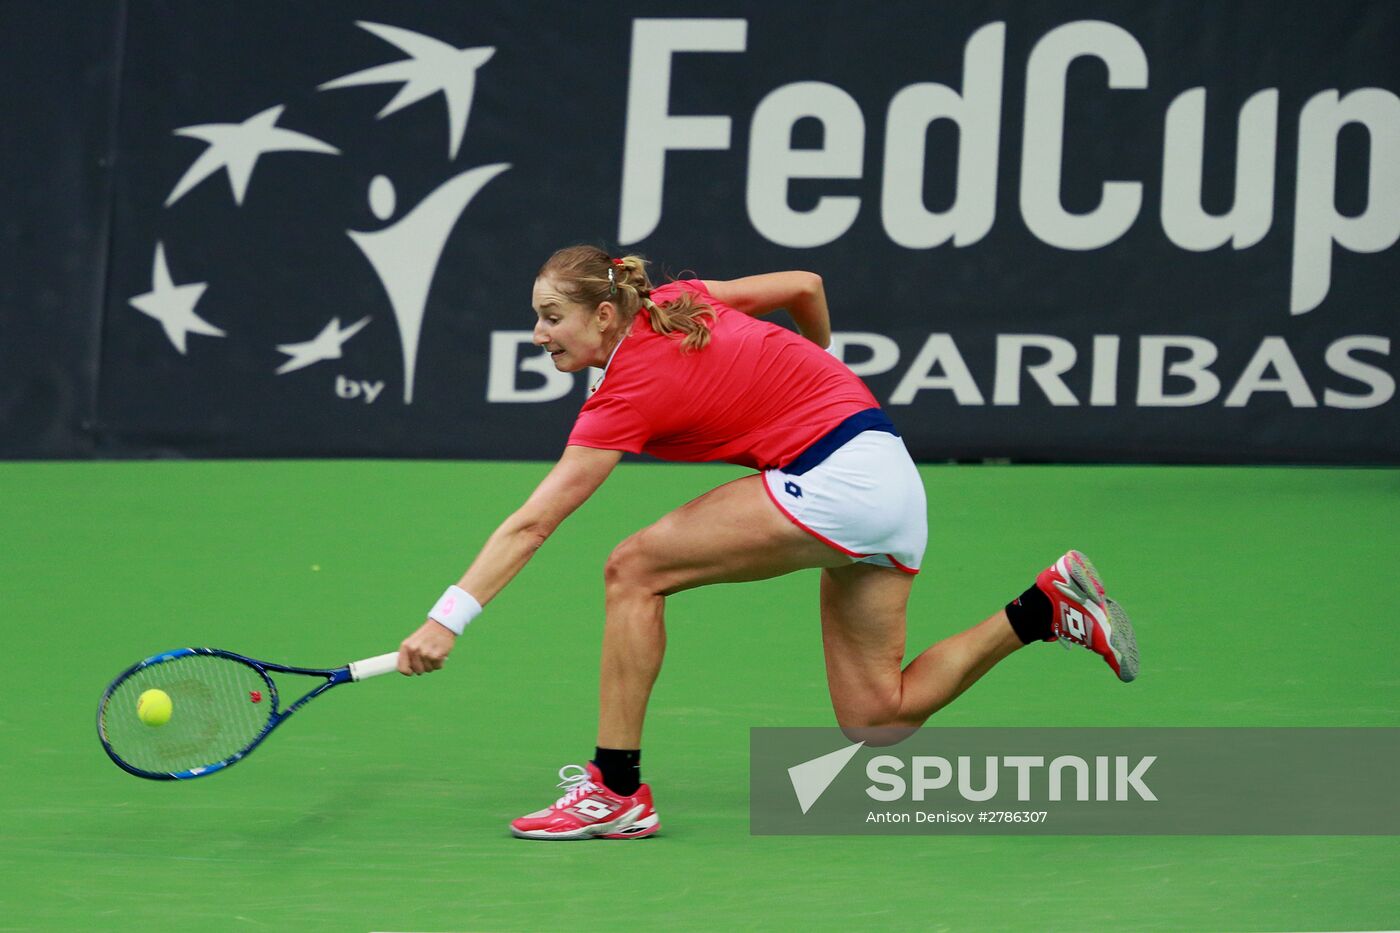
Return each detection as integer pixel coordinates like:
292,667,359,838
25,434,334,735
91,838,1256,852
537,245,714,351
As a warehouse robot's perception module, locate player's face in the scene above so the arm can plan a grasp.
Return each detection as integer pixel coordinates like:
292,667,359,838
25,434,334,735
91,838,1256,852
532,276,611,372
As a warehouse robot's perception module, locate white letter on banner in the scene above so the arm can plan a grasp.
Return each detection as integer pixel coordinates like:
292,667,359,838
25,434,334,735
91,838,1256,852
1004,756,1045,801
1090,335,1121,406
1117,756,1157,801
1291,89,1400,314
889,334,985,405
881,23,1006,249
618,19,747,244
1161,88,1279,251
994,335,1079,406
829,332,901,377
1021,21,1148,250
958,756,998,802
865,755,906,802
747,82,865,247
1224,337,1317,408
1324,336,1394,410
486,332,575,402
911,756,952,801
1049,756,1090,801
1136,336,1221,406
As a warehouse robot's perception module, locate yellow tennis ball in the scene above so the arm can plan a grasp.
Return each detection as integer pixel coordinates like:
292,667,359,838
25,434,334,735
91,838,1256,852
137,688,172,727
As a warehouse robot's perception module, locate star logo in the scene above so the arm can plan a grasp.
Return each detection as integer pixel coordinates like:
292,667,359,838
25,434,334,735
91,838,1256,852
319,21,495,160
276,316,372,375
129,20,509,406
165,104,340,207
128,243,226,354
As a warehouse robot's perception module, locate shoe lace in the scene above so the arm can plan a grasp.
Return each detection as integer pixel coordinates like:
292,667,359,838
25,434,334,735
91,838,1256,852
552,764,598,808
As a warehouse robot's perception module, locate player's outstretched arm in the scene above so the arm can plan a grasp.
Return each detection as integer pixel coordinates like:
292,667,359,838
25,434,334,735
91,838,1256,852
456,445,622,604
397,445,623,674
702,272,831,349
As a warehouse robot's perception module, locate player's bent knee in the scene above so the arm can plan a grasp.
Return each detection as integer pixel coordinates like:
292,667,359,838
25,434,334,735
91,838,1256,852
603,533,659,593
838,722,920,747
836,703,920,747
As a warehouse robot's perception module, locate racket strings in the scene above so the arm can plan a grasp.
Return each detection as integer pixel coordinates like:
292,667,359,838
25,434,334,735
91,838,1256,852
100,655,274,775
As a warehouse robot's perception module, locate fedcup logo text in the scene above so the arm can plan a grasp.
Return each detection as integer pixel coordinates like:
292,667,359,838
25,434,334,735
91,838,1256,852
751,728,1400,835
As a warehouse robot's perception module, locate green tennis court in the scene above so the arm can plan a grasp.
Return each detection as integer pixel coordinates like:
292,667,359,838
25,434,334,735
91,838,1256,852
2,461,1397,931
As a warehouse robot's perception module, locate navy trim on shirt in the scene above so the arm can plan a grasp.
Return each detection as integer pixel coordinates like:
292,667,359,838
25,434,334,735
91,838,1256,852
780,408,900,476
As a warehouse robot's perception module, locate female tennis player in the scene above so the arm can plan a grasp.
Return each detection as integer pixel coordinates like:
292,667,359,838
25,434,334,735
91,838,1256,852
397,245,1139,840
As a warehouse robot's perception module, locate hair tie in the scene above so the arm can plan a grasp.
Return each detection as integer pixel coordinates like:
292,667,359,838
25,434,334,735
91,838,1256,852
607,265,617,295
612,258,624,266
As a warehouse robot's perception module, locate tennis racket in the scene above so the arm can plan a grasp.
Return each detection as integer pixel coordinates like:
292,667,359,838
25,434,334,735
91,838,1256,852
97,647,400,780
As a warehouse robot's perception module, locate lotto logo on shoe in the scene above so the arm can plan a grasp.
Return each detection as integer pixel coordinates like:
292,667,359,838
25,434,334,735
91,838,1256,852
1063,606,1087,641
569,798,618,820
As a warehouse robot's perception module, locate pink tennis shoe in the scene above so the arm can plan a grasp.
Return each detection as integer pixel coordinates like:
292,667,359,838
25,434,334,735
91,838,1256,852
510,762,660,840
1036,550,1139,682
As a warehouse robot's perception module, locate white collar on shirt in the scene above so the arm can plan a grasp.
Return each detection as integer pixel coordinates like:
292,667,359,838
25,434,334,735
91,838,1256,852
589,332,628,395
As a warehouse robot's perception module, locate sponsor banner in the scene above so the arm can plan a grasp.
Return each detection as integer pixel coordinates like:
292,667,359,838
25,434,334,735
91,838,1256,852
0,1,123,458
3,1,1397,460
750,728,1400,835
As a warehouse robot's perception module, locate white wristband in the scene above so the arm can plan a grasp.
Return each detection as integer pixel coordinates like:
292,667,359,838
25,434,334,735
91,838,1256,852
428,585,482,635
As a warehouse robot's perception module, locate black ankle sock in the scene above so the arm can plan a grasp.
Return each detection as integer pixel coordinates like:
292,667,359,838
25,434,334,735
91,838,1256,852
593,747,641,795
1005,583,1053,644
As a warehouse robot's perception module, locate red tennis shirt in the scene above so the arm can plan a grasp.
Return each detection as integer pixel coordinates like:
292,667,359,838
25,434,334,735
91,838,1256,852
567,279,879,470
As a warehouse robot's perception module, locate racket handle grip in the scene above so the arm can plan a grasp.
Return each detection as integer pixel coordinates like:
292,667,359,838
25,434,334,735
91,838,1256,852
348,652,401,681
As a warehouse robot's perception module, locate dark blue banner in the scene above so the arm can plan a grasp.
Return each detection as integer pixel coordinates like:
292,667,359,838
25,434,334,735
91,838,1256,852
0,0,123,458
3,1,1397,462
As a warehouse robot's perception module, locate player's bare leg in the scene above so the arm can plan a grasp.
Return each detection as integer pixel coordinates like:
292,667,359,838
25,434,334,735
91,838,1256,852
511,476,830,842
817,562,1023,744
597,474,847,748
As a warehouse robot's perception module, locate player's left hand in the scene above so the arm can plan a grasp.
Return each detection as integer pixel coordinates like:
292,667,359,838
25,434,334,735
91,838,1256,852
398,619,457,675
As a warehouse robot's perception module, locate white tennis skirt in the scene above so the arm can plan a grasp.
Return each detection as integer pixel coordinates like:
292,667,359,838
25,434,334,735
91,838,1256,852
761,430,927,574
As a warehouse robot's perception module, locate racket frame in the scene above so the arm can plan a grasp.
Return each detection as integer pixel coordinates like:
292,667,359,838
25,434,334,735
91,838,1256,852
97,647,365,781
